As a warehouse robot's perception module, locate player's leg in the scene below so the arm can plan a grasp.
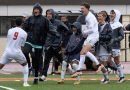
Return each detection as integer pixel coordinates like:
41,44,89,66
107,56,118,76
112,49,124,83
85,51,104,72
71,39,92,77
85,51,108,82
57,60,67,84
0,52,11,69
86,52,99,65
99,56,110,84
32,48,43,84
54,50,66,84
16,51,30,87
39,47,53,82
77,44,92,71
21,62,30,87
54,49,63,74
72,38,100,77
22,43,32,76
71,60,80,85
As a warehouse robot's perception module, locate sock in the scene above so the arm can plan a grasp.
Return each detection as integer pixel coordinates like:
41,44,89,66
117,64,124,78
61,71,66,80
23,64,29,83
77,55,86,70
61,61,67,79
103,72,109,80
86,52,99,65
76,75,80,81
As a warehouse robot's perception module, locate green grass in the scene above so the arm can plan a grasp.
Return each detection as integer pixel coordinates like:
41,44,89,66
0,74,130,90
0,80,130,90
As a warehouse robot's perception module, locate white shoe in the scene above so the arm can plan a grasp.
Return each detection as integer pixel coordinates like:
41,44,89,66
39,75,47,81
23,83,31,87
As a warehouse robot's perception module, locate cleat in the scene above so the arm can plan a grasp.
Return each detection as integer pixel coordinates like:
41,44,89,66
117,77,125,83
33,79,38,85
71,72,82,78
101,79,110,84
74,80,80,85
96,64,104,73
23,83,31,87
57,79,64,84
39,75,47,81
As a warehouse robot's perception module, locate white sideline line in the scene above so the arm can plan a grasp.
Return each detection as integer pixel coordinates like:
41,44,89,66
0,86,16,90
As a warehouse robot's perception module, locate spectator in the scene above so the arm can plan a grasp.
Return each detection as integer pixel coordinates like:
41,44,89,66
125,24,130,48
39,9,69,81
109,9,125,83
22,3,52,85
95,11,112,83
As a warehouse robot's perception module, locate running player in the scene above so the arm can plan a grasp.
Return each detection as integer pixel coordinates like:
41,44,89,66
0,18,30,87
72,3,109,85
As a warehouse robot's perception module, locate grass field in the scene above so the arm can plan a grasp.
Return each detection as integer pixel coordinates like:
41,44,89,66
0,73,130,90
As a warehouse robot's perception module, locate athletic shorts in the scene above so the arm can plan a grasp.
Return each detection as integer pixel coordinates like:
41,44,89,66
83,37,98,46
112,49,121,57
0,49,27,65
98,55,110,61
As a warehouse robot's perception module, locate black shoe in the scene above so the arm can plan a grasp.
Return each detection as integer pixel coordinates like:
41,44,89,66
39,75,46,82
39,78,44,81
101,79,110,84
118,77,125,83
33,79,38,85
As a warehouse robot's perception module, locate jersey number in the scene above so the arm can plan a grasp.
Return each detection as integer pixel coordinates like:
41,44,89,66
13,32,19,40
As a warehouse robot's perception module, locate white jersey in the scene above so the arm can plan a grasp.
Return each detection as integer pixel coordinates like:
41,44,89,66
0,27,27,65
83,11,99,39
83,11,99,46
6,27,27,50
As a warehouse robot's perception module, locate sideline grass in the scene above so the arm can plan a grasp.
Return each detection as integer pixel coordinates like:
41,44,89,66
0,74,130,90
0,80,130,90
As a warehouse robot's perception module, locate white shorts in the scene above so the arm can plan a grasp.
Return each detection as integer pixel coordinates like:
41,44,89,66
112,49,121,57
98,55,110,61
83,37,98,46
0,49,27,65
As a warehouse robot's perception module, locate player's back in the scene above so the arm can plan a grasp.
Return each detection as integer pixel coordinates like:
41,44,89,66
6,27,27,50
